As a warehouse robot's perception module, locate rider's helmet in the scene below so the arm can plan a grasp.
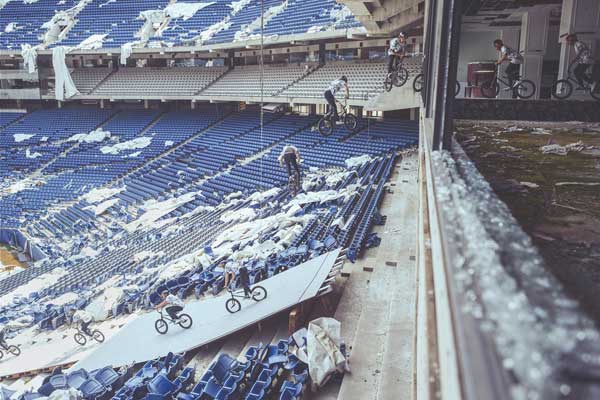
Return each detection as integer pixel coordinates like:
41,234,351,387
340,75,348,83
398,31,406,38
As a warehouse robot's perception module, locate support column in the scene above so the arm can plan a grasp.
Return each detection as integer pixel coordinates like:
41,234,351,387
144,99,149,109
191,100,196,110
557,0,600,99
100,99,104,109
519,8,549,100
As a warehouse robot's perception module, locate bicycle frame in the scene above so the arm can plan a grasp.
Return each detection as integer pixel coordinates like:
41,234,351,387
563,61,593,87
157,309,179,322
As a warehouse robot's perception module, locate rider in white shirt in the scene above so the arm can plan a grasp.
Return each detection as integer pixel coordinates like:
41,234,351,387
494,39,523,95
566,34,595,89
388,32,407,74
155,291,185,320
323,76,349,122
71,309,94,335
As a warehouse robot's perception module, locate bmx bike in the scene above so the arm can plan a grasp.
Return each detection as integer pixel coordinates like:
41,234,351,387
480,65,536,99
317,99,358,137
0,342,20,359
551,61,600,101
384,56,409,92
288,170,301,197
225,285,268,314
154,309,193,335
74,327,105,346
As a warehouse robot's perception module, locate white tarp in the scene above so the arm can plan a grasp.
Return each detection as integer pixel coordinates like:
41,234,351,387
68,128,111,143
85,287,124,321
84,198,119,215
302,318,349,387
25,149,42,159
0,268,67,308
120,42,134,65
77,34,107,50
165,2,214,20
100,137,151,154
0,1,12,10
48,388,80,400
52,46,79,101
124,192,196,232
345,154,372,168
4,22,17,33
81,186,123,203
20,44,37,73
194,0,250,44
13,134,34,143
137,10,168,41
234,0,288,41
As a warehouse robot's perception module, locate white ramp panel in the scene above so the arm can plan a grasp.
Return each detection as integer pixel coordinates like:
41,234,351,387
74,249,341,371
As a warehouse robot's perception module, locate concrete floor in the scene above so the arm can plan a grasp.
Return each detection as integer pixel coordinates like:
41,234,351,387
311,151,419,400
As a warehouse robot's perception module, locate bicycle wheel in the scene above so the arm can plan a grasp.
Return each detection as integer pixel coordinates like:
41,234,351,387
344,114,358,132
318,117,333,137
155,319,168,335
480,80,499,98
516,79,536,99
455,81,461,96
226,298,241,314
413,74,423,92
7,345,20,356
393,68,409,87
590,83,600,101
74,332,87,346
0,350,3,360
92,330,105,343
384,74,393,92
178,313,193,329
251,286,267,302
552,79,573,99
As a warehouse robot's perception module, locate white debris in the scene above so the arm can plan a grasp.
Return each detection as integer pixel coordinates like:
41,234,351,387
165,2,214,20
225,191,243,201
13,134,34,143
77,34,107,50
133,250,165,262
540,141,585,156
555,182,600,187
164,140,174,147
20,43,38,73
520,182,540,189
247,187,281,203
68,128,111,143
124,192,196,232
0,268,68,308
5,177,45,194
234,0,288,42
100,137,151,154
531,127,552,135
99,0,116,7
81,186,123,203
345,154,372,168
194,0,250,44
220,207,256,223
307,25,324,34
4,22,17,33
45,292,79,306
330,6,353,25
137,10,168,41
230,0,252,14
84,198,119,215
125,151,141,158
85,286,124,321
25,149,42,159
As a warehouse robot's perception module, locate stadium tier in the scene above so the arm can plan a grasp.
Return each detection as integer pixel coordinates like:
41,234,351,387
0,107,418,338
0,0,362,50
90,67,228,97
